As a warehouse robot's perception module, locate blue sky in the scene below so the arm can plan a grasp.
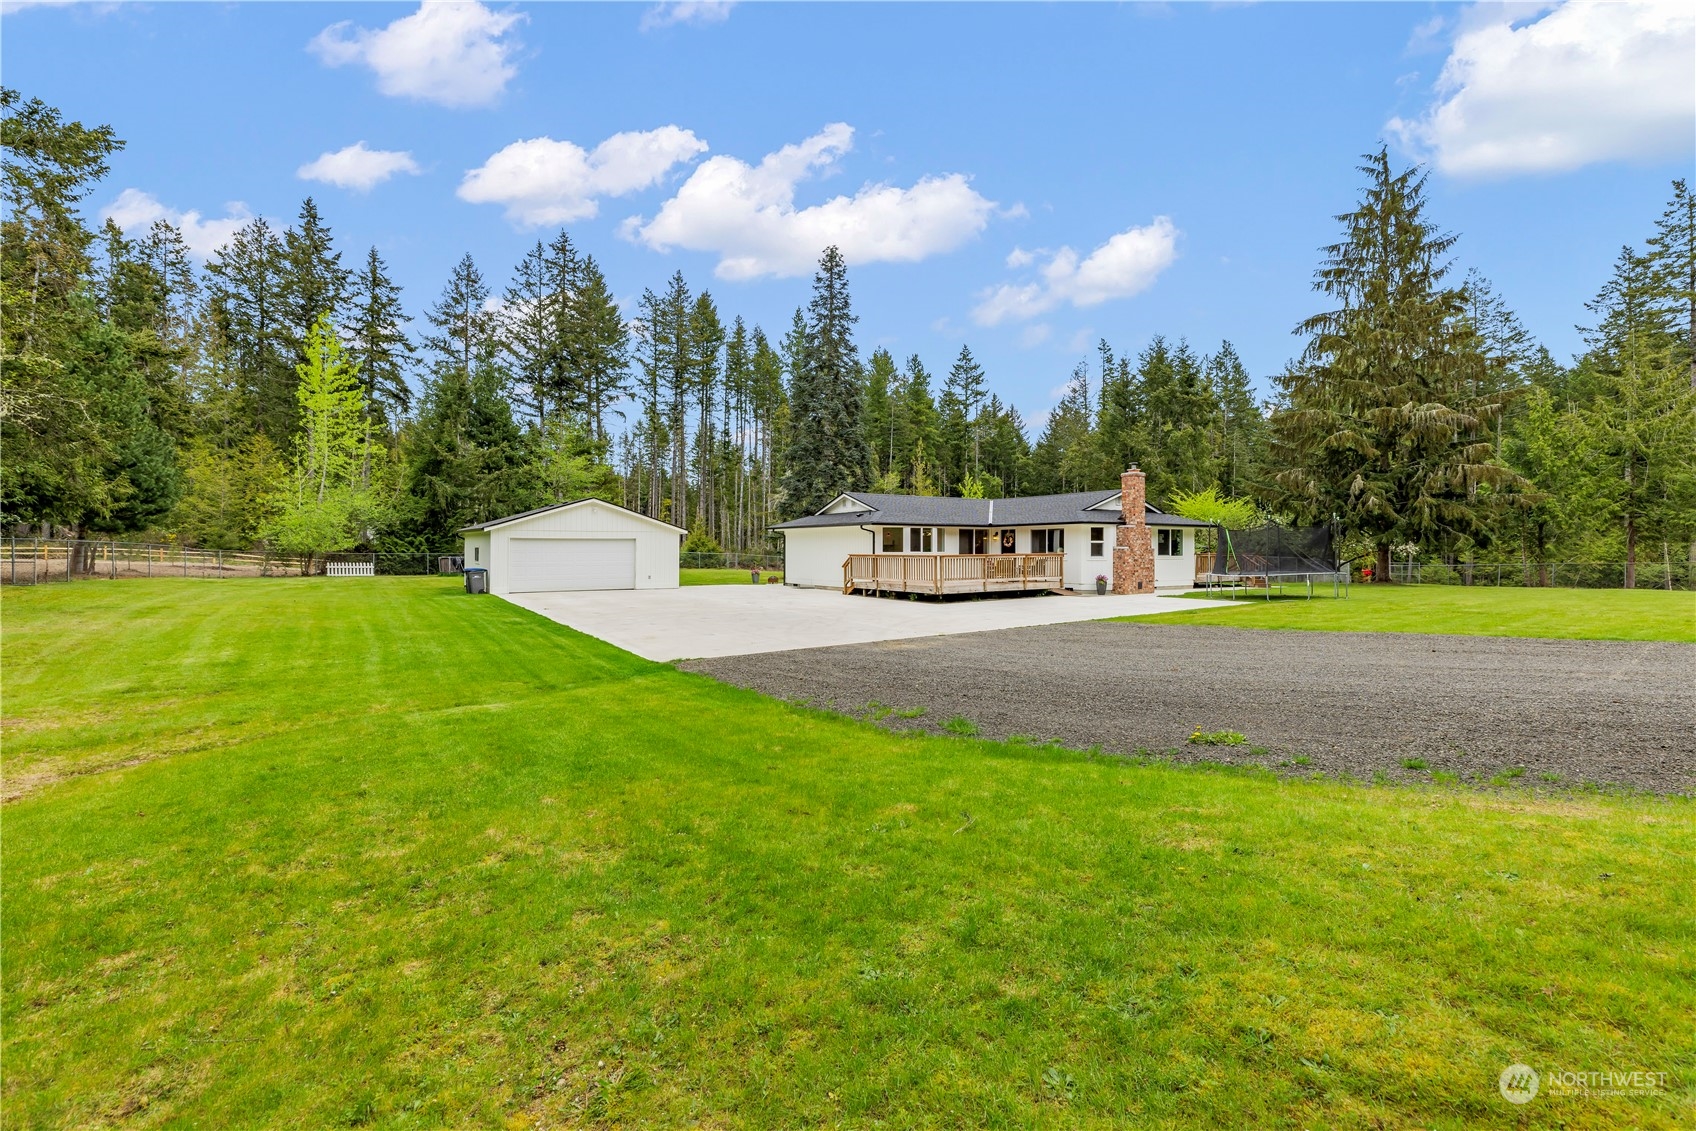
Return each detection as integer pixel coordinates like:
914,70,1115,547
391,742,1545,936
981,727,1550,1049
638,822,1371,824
6,1,1693,426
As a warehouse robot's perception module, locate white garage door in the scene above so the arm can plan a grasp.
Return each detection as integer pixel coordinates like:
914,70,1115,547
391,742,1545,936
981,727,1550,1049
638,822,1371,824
508,538,636,592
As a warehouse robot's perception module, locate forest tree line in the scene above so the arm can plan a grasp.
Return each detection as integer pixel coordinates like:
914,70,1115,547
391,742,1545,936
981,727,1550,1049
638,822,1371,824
4,91,1693,582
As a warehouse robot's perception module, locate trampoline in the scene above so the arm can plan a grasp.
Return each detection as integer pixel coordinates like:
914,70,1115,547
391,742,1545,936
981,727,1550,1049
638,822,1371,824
1200,523,1350,599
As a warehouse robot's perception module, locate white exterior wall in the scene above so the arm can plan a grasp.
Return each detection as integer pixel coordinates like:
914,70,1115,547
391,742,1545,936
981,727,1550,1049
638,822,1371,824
462,532,491,571
1151,524,1198,589
473,501,682,597
1064,523,1114,590
782,526,878,588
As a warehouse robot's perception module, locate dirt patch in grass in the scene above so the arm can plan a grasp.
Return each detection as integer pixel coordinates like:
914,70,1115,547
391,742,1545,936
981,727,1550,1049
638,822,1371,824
683,621,1696,795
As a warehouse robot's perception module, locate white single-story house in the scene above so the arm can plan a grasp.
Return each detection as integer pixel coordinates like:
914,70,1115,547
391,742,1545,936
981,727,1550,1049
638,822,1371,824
774,468,1207,594
459,499,685,597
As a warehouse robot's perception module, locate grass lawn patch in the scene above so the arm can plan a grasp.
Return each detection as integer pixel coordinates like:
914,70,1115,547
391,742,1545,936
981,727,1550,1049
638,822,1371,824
1133,583,1696,642
681,567,783,586
3,579,1691,1128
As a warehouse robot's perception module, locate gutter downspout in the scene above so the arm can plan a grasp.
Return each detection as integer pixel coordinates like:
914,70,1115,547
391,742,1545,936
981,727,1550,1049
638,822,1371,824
857,524,880,597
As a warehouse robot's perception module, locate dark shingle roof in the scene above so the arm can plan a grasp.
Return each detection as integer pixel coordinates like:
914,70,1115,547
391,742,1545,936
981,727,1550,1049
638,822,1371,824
771,490,1211,530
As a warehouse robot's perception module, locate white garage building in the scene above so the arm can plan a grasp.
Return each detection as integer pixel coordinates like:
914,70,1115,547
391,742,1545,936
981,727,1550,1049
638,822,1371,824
459,499,684,597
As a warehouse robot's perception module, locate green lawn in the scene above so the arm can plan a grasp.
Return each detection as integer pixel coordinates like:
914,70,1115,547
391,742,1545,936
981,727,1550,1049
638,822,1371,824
681,567,783,585
3,579,1691,1128
1132,582,1696,642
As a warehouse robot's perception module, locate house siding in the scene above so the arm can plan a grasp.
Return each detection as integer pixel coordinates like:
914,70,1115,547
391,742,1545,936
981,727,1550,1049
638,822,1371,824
782,526,876,589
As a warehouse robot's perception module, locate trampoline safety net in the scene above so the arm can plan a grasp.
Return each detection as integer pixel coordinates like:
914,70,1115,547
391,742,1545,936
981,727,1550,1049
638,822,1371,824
1212,523,1339,578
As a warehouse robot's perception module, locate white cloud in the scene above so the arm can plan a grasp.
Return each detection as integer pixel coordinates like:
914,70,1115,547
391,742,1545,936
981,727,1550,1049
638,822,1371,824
297,142,422,192
639,1,734,32
1018,323,1052,349
459,126,708,225
1388,0,1695,177
972,218,1180,326
1005,247,1036,269
627,123,998,280
100,189,252,259
309,1,525,109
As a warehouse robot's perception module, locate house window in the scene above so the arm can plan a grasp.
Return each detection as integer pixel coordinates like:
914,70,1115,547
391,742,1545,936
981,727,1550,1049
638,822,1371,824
473,546,480,562
1030,528,1065,553
908,527,934,552
1157,529,1185,556
1089,527,1105,558
882,527,903,553
959,528,988,555
999,529,1017,553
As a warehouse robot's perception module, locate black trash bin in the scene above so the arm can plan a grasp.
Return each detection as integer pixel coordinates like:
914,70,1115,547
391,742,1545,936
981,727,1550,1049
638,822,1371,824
463,566,488,594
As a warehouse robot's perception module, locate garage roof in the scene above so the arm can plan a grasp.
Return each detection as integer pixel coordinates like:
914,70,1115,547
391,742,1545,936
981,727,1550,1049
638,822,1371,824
457,498,687,535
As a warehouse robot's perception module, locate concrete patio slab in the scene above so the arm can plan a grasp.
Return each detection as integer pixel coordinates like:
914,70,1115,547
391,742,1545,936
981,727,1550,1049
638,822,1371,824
504,585,1243,661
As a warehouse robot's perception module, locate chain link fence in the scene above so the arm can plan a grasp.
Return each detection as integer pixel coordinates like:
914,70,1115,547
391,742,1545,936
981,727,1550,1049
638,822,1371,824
1,539,464,585
1386,559,1694,590
680,551,785,572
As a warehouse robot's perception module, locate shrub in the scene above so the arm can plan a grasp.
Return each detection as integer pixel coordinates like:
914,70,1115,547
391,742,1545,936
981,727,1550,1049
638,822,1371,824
1188,729,1247,746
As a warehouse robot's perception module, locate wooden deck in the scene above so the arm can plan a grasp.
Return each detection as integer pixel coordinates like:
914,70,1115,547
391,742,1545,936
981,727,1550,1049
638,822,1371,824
843,553,1065,596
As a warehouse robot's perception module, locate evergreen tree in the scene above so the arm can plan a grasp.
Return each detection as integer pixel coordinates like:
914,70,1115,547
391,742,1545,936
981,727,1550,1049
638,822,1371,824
1646,179,1696,389
347,246,415,429
1094,339,1147,482
280,198,350,359
1143,337,1217,501
1030,362,1097,494
424,254,501,378
689,290,724,528
205,216,291,441
944,345,988,478
1562,248,1696,585
864,346,898,477
570,254,630,443
1205,341,1266,498
403,255,530,547
896,354,940,492
779,246,870,518
501,238,566,424
976,394,1029,495
1,89,187,536
1267,149,1526,578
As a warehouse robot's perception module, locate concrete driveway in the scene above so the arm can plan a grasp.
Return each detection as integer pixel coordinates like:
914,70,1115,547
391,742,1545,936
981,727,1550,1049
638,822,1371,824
505,585,1241,661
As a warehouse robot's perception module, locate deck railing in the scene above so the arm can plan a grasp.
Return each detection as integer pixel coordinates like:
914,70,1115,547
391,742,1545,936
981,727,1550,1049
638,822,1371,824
843,553,1064,596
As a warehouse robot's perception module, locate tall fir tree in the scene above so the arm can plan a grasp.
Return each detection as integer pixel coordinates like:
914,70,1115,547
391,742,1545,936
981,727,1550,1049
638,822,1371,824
347,246,414,428
570,254,630,443
779,247,870,518
1203,340,1266,499
1645,179,1696,389
1267,149,1526,578
501,238,567,424
205,216,292,441
942,345,988,481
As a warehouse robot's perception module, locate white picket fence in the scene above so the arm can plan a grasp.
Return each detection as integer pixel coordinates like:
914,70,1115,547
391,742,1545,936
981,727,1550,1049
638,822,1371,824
325,561,375,577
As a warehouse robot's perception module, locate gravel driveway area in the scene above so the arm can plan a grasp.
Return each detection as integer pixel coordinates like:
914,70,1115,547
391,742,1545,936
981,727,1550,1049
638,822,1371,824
682,623,1696,794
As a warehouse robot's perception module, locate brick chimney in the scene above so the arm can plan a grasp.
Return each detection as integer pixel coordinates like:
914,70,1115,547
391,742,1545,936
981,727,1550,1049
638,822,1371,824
1112,466,1156,594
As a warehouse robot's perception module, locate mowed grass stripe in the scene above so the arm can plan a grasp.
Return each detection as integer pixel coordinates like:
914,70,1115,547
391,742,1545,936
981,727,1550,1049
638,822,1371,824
3,579,1690,1128
1127,582,1696,642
